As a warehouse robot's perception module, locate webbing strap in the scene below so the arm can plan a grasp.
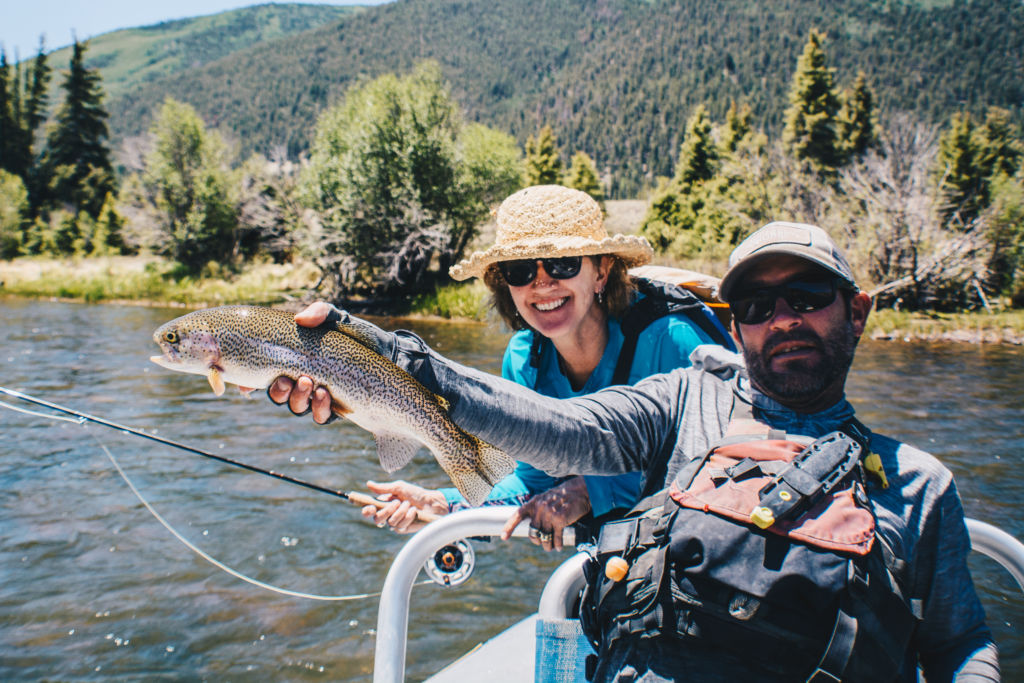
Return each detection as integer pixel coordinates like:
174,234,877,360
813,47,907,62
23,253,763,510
612,278,734,386
806,606,859,682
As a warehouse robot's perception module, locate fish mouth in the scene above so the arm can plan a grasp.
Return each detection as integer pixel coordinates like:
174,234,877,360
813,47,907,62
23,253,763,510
149,344,180,368
533,297,569,312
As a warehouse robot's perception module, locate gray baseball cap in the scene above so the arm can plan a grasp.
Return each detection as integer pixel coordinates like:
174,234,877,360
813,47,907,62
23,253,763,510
718,221,857,302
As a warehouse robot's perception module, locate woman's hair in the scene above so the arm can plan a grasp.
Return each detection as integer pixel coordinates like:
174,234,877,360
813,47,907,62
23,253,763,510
484,255,636,332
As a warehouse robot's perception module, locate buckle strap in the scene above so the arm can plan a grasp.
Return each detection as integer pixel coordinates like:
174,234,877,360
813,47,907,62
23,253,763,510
806,608,858,683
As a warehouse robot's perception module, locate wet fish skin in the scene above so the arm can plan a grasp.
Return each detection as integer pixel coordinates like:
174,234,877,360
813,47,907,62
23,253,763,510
150,305,513,506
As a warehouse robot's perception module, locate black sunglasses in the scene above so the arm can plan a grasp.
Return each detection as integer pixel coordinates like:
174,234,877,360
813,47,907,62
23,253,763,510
497,257,584,287
729,278,851,325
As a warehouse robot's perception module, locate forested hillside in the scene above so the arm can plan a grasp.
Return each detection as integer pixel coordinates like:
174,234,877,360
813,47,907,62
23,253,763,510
43,3,363,102
102,0,1023,196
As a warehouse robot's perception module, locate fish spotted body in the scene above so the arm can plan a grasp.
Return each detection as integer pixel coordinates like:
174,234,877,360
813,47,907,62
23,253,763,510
150,305,513,506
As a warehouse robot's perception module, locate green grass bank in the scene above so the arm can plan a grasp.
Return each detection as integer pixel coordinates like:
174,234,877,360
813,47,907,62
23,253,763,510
3,255,1023,344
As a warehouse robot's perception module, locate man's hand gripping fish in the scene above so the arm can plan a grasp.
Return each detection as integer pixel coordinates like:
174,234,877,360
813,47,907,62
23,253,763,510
150,305,513,506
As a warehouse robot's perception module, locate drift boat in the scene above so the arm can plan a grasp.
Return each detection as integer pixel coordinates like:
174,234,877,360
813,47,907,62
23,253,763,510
371,507,1024,683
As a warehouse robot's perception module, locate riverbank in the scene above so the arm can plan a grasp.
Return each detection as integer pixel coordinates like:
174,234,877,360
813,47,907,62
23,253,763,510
3,255,1024,344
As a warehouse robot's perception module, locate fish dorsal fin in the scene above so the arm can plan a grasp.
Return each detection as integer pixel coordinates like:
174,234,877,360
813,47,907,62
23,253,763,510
374,432,422,472
334,320,387,356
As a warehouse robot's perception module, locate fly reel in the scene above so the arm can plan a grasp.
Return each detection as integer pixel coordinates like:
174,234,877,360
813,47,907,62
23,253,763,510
423,539,475,587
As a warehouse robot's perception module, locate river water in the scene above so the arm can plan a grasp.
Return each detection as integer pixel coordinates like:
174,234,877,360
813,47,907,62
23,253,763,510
0,299,1020,681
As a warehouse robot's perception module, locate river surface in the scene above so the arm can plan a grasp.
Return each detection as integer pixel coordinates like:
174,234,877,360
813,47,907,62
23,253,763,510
0,299,1020,681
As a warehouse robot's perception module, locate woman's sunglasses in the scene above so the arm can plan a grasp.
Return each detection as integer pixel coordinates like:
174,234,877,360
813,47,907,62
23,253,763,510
497,256,583,287
729,278,851,325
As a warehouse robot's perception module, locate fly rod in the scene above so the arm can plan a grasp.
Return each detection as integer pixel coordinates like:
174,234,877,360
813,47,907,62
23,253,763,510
0,385,440,523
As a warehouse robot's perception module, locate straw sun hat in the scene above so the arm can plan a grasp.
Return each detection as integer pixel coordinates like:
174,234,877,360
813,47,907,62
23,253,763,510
448,185,653,281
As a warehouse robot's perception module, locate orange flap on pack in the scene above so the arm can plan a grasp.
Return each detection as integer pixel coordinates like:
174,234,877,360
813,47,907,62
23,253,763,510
670,440,875,555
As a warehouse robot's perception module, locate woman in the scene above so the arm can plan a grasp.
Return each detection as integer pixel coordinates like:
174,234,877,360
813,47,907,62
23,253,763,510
354,185,732,549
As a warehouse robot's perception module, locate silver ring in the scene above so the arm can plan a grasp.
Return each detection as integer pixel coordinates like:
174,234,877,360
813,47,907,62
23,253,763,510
528,526,541,540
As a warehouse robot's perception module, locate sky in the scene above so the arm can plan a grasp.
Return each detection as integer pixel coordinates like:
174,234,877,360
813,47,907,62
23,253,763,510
1,0,392,60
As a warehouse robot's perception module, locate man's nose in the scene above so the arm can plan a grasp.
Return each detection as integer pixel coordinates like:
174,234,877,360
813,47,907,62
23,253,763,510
768,296,802,329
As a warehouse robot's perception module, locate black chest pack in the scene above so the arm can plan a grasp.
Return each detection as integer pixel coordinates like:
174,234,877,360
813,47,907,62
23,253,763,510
578,405,922,682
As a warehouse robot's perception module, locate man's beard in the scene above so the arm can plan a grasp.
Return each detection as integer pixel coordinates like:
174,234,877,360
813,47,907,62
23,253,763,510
743,322,857,404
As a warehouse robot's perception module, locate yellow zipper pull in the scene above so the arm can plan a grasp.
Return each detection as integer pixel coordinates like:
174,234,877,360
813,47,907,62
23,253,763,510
864,452,889,489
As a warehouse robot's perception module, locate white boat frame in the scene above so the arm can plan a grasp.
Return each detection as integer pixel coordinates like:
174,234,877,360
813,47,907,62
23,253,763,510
373,507,1024,683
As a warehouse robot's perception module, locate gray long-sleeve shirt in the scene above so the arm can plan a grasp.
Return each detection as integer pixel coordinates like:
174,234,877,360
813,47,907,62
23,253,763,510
387,330,998,681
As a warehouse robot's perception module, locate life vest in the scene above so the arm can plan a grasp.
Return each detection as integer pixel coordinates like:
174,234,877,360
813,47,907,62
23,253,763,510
578,403,921,682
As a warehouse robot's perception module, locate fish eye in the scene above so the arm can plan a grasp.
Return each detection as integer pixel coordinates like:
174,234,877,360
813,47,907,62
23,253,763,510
164,331,180,344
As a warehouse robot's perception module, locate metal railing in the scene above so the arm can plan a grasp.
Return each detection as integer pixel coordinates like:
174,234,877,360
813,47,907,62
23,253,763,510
373,511,1024,683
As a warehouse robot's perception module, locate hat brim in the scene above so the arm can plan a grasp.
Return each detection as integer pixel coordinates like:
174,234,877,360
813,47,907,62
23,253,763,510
449,234,653,281
719,248,856,302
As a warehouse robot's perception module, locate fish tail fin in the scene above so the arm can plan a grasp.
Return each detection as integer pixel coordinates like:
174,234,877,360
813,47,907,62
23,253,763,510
446,436,515,508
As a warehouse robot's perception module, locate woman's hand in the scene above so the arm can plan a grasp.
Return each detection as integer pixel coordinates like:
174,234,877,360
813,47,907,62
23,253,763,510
501,476,591,551
267,302,339,424
359,480,449,534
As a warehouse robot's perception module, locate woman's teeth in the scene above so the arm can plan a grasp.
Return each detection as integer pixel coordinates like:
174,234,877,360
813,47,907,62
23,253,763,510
534,297,568,312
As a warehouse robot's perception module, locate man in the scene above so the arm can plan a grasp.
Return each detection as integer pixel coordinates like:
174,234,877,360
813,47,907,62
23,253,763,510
273,222,998,681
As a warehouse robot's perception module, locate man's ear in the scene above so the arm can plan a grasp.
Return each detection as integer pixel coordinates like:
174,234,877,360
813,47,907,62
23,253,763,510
730,318,743,348
850,291,872,338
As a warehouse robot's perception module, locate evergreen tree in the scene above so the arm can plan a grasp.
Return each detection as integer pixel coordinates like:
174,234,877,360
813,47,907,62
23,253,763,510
837,72,876,161
675,105,719,188
41,40,115,217
783,30,842,173
524,125,563,185
976,107,1023,180
565,151,605,209
719,100,752,154
936,111,984,226
0,52,26,177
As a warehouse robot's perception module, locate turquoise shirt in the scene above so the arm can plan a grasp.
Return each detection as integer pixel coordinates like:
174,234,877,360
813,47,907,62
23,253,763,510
442,306,725,515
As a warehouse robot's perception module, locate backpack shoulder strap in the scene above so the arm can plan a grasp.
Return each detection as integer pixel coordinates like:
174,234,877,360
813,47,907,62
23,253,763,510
611,277,734,386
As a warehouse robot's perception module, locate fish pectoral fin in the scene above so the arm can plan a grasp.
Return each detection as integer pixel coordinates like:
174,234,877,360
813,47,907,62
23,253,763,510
332,399,352,417
207,368,226,396
374,432,422,472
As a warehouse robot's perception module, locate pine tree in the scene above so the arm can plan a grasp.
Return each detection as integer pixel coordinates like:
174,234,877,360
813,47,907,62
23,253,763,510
524,125,563,185
23,40,51,143
936,111,983,226
976,107,1023,180
0,52,26,177
837,72,876,161
565,151,605,208
783,30,842,173
675,105,719,188
719,100,752,154
41,40,115,217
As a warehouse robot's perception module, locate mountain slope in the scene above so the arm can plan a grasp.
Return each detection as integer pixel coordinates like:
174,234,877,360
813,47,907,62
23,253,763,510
43,3,363,102
97,0,1024,196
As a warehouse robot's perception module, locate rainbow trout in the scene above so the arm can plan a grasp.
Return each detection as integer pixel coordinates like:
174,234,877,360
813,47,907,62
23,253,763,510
150,305,513,506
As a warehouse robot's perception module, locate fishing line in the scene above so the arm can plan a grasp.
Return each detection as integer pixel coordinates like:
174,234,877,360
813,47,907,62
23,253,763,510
0,389,432,601
0,386,358,503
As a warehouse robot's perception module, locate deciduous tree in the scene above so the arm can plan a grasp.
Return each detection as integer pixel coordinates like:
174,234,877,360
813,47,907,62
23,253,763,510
302,62,521,296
